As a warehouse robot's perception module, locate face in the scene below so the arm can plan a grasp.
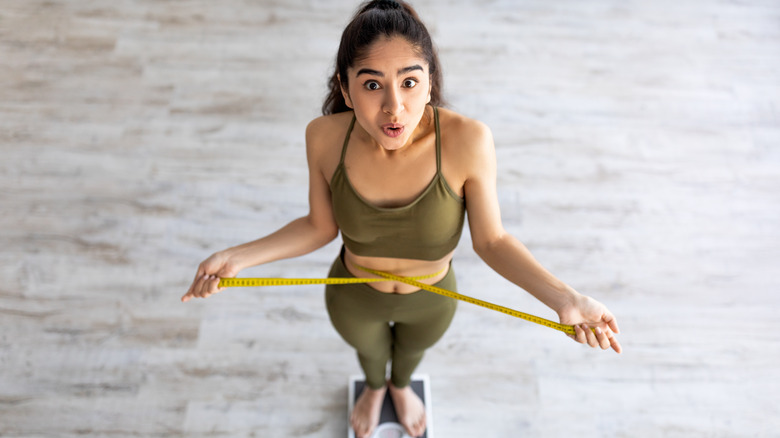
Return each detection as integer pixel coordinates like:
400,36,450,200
341,36,432,151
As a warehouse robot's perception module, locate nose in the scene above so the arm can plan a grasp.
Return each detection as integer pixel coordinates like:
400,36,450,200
383,87,404,115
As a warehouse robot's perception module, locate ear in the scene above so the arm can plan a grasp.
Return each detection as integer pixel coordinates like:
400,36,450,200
426,78,432,104
338,74,354,109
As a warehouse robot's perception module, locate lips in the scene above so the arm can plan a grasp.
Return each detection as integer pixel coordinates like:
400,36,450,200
381,123,404,138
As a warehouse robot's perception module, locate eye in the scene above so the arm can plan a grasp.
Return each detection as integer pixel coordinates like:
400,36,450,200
403,78,418,88
363,80,381,91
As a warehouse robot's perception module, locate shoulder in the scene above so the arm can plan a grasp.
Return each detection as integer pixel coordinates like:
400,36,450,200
305,111,354,179
437,107,493,147
436,107,495,167
305,112,354,157
306,112,354,145
306,111,354,132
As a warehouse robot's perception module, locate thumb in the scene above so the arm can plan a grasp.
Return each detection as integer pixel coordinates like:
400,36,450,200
217,266,238,279
215,266,239,288
603,312,620,334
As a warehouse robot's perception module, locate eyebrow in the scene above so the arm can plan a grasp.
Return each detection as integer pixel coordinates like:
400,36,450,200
355,64,424,78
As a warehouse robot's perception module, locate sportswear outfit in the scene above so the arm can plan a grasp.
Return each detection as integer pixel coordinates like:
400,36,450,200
326,107,466,389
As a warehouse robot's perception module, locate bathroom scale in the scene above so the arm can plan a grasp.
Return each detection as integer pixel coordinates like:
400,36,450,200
348,374,433,438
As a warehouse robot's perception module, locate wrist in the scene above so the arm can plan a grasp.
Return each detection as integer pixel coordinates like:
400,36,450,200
220,247,248,272
550,283,581,314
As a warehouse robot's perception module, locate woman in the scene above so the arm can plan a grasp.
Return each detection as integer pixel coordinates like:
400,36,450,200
182,1,622,437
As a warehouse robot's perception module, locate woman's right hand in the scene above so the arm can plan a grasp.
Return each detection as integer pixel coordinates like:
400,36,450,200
181,251,241,303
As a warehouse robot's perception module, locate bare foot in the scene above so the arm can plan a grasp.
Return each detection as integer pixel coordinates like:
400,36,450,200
351,385,387,438
388,382,426,437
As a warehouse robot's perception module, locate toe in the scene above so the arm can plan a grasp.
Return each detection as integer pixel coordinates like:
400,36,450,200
414,419,426,437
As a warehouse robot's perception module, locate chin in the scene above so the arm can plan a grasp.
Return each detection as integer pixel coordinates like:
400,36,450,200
379,135,411,151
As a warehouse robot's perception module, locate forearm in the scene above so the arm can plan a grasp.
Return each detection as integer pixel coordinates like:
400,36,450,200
222,216,338,271
475,233,579,313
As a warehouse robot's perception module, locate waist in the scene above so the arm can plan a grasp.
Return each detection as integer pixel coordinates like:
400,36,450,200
341,246,453,294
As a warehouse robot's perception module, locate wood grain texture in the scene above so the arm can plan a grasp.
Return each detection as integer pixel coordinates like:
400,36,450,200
1,0,778,436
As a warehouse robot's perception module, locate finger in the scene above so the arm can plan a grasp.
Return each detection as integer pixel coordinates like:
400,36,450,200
183,275,206,302
184,269,203,299
183,286,193,302
182,283,195,302
605,329,622,354
208,275,222,295
594,327,611,350
213,275,226,293
583,324,599,348
610,335,623,354
195,274,210,298
574,323,587,344
603,313,620,334
201,274,217,297
181,284,204,303
214,276,227,293
198,275,221,299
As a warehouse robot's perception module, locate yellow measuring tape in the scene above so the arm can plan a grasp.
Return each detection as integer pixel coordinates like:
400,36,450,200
219,266,576,335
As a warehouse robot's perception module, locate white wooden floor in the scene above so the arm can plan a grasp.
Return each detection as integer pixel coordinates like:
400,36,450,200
2,1,779,437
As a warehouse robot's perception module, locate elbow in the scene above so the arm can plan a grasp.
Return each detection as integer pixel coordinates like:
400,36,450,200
472,231,506,260
323,225,339,244
314,219,340,246
302,214,339,248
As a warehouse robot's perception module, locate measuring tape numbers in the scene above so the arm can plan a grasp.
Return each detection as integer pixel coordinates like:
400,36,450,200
218,267,576,335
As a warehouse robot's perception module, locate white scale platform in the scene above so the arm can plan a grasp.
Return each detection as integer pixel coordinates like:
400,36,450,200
348,375,434,438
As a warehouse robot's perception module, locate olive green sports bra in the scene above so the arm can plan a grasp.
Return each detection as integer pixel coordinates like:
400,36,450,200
330,107,466,261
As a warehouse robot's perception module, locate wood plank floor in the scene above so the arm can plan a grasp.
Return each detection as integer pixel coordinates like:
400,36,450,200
1,0,779,436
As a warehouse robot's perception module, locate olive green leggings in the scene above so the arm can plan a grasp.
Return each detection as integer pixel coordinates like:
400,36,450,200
325,249,458,389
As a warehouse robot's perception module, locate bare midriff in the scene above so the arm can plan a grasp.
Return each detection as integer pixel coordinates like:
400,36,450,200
343,246,455,294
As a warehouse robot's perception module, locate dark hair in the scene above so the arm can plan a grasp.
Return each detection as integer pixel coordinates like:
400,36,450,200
322,0,445,115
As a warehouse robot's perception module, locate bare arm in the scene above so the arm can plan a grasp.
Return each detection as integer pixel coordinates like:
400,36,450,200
182,118,340,302
462,121,621,353
223,120,340,270
461,122,572,309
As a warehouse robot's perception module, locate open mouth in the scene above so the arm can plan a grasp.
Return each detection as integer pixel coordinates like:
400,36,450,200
382,124,404,138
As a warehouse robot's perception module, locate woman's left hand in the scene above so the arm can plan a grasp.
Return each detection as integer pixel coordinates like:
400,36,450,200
558,294,622,354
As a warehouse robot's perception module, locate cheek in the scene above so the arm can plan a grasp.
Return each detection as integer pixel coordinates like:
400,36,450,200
349,94,377,114
413,87,431,104
348,87,375,104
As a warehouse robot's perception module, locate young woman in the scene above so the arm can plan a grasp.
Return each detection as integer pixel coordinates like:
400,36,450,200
182,1,622,437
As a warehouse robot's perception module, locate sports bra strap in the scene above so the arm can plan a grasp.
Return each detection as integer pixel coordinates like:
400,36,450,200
434,106,441,172
340,115,357,165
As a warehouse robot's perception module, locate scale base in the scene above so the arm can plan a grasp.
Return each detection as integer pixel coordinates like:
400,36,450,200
347,374,433,438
